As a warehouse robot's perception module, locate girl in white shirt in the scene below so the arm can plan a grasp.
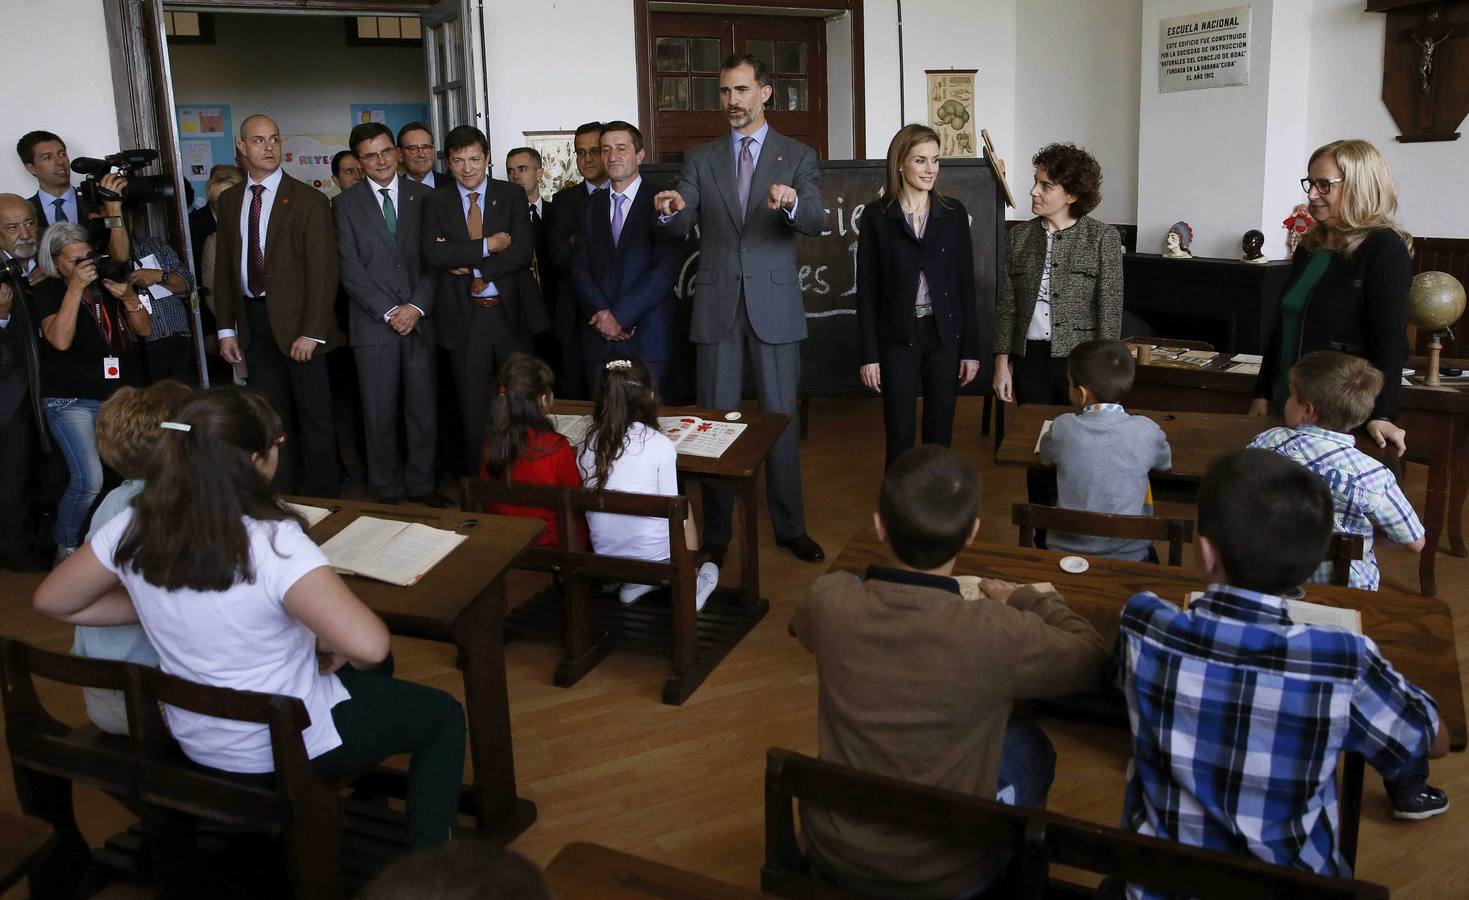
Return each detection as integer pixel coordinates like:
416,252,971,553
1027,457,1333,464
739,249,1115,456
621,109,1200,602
34,387,466,850
578,357,719,609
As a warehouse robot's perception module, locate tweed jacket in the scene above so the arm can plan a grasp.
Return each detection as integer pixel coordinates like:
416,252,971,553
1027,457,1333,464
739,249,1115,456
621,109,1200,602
994,214,1123,357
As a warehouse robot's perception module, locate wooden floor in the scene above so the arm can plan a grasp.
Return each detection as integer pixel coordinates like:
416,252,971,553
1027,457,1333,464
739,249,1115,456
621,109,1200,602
1,395,1466,898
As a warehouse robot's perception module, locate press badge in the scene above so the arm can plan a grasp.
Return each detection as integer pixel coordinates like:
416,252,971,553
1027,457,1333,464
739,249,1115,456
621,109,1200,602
103,356,121,379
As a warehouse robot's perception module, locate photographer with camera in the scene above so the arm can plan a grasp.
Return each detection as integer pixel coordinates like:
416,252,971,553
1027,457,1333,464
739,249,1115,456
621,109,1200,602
126,230,196,385
0,194,51,571
33,222,150,563
17,131,130,261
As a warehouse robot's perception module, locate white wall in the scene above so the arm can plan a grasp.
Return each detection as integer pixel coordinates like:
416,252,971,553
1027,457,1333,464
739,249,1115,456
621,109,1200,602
1306,0,1469,239
479,2,639,162
0,0,121,198
1014,0,1143,225
827,12,854,159
168,14,425,138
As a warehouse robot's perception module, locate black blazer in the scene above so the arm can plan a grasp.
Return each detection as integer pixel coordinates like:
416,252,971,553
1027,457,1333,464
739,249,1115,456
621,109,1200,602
421,177,548,349
0,276,47,448
1254,228,1411,421
855,196,981,365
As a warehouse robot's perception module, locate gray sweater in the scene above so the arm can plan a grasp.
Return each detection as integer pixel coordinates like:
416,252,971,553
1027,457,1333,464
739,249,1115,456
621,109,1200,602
1037,405,1172,560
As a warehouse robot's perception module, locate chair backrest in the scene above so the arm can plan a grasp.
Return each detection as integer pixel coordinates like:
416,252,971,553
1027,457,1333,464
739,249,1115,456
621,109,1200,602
1326,533,1365,587
460,476,694,589
1012,503,1195,566
1043,811,1389,899
762,747,1048,900
763,747,1389,900
0,637,324,832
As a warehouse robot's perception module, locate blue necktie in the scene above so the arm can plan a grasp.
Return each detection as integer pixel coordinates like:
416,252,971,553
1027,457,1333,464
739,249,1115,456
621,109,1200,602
611,192,626,247
52,198,67,223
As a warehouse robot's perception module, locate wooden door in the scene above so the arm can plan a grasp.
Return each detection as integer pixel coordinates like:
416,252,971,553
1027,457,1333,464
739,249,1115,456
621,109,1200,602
647,12,827,163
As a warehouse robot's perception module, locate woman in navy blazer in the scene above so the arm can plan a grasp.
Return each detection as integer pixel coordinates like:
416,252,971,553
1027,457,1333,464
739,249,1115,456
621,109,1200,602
857,124,982,469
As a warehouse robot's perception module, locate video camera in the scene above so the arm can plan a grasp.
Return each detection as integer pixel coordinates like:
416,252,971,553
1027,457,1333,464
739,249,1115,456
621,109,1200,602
72,149,175,206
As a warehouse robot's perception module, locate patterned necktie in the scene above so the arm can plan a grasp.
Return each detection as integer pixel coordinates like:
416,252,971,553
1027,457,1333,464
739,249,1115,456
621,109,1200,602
529,203,540,227
736,135,755,219
611,192,626,247
52,198,67,223
380,188,397,237
467,191,488,294
247,184,266,297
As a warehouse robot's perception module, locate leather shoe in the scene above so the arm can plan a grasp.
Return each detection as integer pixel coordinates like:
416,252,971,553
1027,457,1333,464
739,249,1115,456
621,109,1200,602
375,496,403,506
408,492,453,509
776,533,825,562
701,543,728,568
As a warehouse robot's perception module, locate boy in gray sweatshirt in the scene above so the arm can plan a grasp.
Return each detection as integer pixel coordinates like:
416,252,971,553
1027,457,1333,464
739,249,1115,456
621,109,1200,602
1037,339,1171,561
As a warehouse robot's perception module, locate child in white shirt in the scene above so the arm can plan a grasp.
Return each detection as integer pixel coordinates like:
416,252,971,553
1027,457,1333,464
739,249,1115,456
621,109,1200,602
578,357,719,609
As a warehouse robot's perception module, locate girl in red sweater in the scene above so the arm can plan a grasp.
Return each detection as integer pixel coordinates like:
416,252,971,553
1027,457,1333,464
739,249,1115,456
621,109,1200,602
481,353,586,548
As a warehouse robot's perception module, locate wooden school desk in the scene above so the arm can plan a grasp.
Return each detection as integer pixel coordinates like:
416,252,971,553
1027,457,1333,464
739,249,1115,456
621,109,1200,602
295,498,544,842
545,842,765,899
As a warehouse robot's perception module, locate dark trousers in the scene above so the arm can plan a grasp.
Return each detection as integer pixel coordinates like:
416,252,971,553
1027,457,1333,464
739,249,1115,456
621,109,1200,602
0,404,37,569
449,303,528,475
355,333,437,499
1013,339,1071,405
243,300,340,498
878,315,961,469
141,334,199,385
696,297,806,545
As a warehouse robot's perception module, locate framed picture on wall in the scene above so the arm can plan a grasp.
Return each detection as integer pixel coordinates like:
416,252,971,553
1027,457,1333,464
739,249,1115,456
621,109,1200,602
926,69,979,158
524,130,577,198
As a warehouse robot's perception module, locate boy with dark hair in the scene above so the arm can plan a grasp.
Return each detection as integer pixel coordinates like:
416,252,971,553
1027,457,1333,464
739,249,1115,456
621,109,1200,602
1118,449,1447,898
791,445,1108,898
1038,338,1172,561
1250,350,1424,591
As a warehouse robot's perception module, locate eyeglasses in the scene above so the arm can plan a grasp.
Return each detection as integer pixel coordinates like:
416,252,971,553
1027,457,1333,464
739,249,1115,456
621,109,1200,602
574,147,603,159
358,148,397,163
400,144,435,154
1301,177,1344,196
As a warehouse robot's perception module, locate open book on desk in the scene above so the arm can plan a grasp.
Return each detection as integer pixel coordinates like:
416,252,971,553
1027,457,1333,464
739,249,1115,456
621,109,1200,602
549,413,746,459
285,502,334,529
318,516,466,587
1184,591,1361,634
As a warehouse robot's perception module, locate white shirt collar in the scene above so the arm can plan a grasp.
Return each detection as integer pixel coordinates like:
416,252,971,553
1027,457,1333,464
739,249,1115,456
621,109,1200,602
368,174,400,196
609,176,642,205
247,167,285,192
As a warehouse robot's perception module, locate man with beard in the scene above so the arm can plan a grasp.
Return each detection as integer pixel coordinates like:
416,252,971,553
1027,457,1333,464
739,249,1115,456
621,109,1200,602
0,194,50,569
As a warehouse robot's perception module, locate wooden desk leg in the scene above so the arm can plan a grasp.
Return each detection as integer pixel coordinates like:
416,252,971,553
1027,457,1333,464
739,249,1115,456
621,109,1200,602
452,578,536,842
1420,416,1452,596
1448,417,1469,557
736,473,762,609
1339,752,1365,871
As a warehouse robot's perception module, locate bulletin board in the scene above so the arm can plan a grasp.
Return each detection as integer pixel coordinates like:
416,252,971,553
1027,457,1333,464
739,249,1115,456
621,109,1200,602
175,104,233,208
349,103,431,137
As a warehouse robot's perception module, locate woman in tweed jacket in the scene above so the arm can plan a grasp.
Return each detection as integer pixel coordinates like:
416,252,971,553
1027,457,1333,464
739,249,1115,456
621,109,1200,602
993,143,1123,405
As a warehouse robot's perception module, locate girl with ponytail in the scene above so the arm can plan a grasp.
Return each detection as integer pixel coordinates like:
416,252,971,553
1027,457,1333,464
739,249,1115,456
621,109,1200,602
481,353,586,547
579,357,719,609
34,387,467,850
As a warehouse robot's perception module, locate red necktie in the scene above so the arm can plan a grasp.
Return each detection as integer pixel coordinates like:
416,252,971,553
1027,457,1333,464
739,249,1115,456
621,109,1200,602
247,184,266,297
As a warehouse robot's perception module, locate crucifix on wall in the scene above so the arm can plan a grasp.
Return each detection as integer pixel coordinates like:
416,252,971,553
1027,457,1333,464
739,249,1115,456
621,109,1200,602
1370,0,1469,142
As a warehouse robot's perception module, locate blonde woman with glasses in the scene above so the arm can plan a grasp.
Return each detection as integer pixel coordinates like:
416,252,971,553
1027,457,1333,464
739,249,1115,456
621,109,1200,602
1251,139,1414,456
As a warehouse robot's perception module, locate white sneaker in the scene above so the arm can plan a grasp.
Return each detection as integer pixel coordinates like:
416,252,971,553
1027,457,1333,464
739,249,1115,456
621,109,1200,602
695,562,720,611
619,582,657,606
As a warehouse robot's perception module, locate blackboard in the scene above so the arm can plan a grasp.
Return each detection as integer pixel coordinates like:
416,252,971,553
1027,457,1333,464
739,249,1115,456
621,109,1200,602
639,158,1006,400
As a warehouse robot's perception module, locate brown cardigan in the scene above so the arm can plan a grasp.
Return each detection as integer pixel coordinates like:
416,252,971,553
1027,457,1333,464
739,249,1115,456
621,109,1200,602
994,214,1124,357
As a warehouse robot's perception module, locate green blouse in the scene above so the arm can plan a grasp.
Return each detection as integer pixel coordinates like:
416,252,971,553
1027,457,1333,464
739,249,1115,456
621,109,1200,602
1271,249,1335,411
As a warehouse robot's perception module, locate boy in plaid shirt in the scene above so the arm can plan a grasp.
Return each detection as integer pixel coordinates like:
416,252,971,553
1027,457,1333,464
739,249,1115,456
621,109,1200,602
1249,351,1424,591
1117,450,1447,899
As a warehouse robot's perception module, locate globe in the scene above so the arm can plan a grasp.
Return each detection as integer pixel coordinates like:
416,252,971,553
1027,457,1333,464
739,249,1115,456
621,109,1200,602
1407,271,1467,333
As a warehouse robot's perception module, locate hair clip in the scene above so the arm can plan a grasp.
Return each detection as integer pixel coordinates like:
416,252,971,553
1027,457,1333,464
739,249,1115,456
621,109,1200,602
160,421,191,432
498,385,508,394
605,359,632,371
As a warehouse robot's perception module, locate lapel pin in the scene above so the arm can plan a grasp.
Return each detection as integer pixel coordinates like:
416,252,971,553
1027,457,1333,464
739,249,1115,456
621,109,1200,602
777,155,783,161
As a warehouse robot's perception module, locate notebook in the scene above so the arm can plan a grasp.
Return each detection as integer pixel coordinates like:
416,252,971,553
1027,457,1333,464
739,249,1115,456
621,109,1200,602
318,516,466,587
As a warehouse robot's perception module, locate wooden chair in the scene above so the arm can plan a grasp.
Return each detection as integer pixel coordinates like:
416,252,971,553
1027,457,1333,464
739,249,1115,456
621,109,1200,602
1327,533,1366,587
1012,502,1196,566
763,748,1389,900
461,478,760,705
0,637,347,900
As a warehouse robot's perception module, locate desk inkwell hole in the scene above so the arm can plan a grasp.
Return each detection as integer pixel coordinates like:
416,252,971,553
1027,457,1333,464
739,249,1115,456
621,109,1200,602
458,519,480,530
1160,415,1176,422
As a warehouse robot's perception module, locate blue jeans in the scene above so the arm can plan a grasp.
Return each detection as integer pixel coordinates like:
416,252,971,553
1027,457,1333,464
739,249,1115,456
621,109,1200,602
954,718,1058,899
43,397,104,550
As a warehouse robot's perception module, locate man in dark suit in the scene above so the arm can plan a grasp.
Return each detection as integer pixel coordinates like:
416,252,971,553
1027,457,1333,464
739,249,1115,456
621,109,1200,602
545,122,609,399
214,114,342,498
335,122,446,507
654,54,827,563
0,193,49,571
397,122,441,191
17,130,129,260
422,125,547,474
506,146,560,378
571,121,682,395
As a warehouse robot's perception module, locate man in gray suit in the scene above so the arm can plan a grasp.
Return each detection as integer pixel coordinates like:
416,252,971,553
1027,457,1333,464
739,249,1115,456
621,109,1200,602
654,53,827,563
335,121,448,507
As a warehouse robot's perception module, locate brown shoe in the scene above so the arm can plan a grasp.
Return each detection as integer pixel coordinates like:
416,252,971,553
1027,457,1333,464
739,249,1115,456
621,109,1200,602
776,533,825,562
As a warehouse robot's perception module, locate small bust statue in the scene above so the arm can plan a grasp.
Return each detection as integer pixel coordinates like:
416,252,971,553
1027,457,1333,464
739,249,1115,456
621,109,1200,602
1242,229,1266,263
1163,221,1193,258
